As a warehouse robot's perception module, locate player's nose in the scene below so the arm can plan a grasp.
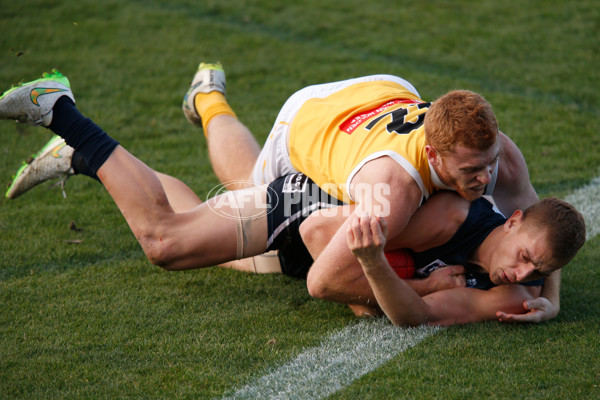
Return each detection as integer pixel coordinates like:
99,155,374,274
476,167,493,185
514,264,535,282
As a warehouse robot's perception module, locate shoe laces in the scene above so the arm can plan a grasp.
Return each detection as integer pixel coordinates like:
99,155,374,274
48,175,71,199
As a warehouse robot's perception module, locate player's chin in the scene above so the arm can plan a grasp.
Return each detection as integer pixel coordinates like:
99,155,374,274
458,187,485,202
493,270,512,285
488,272,500,285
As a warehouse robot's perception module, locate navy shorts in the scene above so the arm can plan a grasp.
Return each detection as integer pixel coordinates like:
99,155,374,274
266,173,345,278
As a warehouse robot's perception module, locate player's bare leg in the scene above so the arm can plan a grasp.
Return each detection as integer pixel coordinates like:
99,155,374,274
204,115,260,188
96,146,272,269
182,62,260,189
152,170,278,273
0,70,269,270
154,172,202,212
181,63,282,273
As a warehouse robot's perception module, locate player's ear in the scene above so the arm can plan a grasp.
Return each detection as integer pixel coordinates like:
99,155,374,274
504,209,524,232
425,145,440,167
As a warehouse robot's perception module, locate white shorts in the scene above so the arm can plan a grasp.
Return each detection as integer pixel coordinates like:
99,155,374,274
250,75,420,185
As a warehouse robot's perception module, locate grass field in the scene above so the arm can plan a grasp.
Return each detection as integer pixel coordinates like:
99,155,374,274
1,0,599,399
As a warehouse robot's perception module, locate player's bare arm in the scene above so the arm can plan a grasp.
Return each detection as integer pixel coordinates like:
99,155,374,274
418,282,541,326
302,209,466,317
302,190,469,304
384,191,469,252
494,132,538,215
347,212,542,327
306,157,422,306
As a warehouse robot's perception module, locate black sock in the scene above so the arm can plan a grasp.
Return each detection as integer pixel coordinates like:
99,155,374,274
48,97,119,176
71,151,100,182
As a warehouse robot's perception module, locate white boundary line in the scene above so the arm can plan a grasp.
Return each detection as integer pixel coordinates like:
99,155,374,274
565,175,600,240
220,176,600,400
221,320,439,400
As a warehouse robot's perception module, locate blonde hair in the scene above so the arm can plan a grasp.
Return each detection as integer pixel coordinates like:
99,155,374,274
522,197,586,268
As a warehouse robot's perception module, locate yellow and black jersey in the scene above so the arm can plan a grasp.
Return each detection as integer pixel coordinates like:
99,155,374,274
288,79,436,202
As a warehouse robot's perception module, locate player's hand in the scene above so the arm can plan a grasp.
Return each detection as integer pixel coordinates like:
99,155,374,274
496,297,559,323
426,265,466,293
346,211,388,267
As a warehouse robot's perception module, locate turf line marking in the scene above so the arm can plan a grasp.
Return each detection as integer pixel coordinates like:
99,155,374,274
220,175,600,400
221,320,439,400
564,175,600,240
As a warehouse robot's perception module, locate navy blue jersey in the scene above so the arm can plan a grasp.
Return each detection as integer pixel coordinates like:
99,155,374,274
269,176,543,289
412,198,543,289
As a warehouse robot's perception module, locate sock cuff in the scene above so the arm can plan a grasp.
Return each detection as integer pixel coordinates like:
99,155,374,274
194,92,236,132
47,96,119,175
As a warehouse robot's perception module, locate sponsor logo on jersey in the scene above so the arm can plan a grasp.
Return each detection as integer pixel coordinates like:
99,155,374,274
339,99,422,134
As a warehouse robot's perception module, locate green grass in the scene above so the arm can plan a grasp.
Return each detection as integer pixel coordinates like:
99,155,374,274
1,0,599,398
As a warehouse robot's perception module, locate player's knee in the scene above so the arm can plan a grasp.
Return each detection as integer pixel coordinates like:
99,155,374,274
299,218,319,252
141,240,170,269
138,232,178,270
299,216,331,257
